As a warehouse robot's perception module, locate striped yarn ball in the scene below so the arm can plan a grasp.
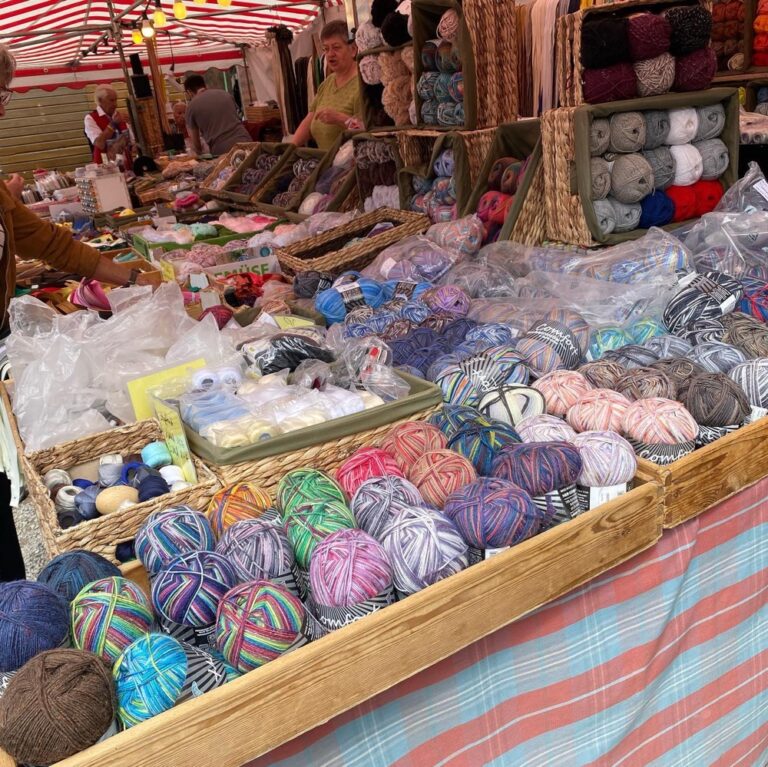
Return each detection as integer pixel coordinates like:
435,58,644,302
215,519,296,583
729,359,768,408
681,373,750,427
206,483,272,538
215,581,306,672
276,469,347,517
136,506,215,576
628,317,666,345
490,442,583,497
465,323,517,347
622,397,699,443
687,342,747,374
71,577,153,665
517,309,590,376
409,450,478,508
566,388,632,432
663,271,743,335
533,370,594,417
680,318,726,346
447,422,521,475
651,357,707,390
381,506,469,594
152,551,237,628
336,448,405,498
571,431,637,486
443,477,541,548
643,334,693,359
309,529,393,607
578,360,627,389
517,414,577,443
588,326,631,360
615,367,677,401
603,344,660,369
37,550,121,603
428,404,492,437
351,475,424,541
477,384,546,427
380,422,448,474
285,501,356,569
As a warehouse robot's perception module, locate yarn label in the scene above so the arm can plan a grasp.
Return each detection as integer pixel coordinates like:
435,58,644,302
468,546,509,563
336,282,367,312
683,274,737,315
533,484,584,527
588,483,629,509
313,586,396,631
271,566,303,601
159,615,217,651
390,281,418,299
154,398,198,484
178,643,228,702
750,406,768,422
526,320,581,371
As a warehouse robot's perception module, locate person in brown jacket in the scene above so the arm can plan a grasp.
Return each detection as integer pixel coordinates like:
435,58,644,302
0,44,153,579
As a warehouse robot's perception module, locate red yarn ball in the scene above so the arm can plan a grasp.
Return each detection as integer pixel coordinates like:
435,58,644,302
380,422,448,474
336,448,405,499
409,449,477,509
627,13,672,61
691,179,725,216
666,185,698,222
582,62,638,104
673,47,717,91
199,305,234,330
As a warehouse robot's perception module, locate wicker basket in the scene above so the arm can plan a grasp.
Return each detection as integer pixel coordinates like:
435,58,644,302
199,142,261,199
274,208,429,277
245,105,281,123
23,420,221,564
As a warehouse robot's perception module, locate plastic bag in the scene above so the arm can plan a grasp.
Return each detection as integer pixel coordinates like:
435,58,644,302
241,330,334,376
363,235,464,283
716,161,768,214
335,337,408,402
439,258,517,297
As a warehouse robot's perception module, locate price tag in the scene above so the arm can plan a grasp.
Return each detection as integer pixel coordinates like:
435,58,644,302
153,399,197,484
274,314,315,329
158,259,176,282
750,405,768,423
126,358,206,420
200,290,221,310
589,483,628,508
189,273,209,290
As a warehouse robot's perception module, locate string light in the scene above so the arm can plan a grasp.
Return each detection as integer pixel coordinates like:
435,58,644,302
217,0,233,7
141,17,156,38
173,0,188,19
153,1,168,27
131,27,143,45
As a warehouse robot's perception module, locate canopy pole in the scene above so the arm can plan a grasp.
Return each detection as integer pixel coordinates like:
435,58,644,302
144,34,172,135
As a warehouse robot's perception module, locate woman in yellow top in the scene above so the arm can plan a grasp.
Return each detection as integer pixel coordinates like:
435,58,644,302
292,21,364,152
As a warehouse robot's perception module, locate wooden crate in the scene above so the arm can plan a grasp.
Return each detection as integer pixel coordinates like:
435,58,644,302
634,416,768,528
26,482,662,767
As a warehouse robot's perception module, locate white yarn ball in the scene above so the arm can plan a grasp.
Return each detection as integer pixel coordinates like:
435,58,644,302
667,108,699,145
669,144,703,186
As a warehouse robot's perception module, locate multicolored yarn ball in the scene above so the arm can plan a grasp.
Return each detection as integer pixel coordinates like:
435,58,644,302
477,384,546,427
336,448,405,498
277,468,347,517
409,449,478,508
447,422,522,475
663,271,743,335
285,501,356,569
136,506,216,576
443,477,541,549
71,576,154,665
516,414,577,443
422,285,471,317
352,475,424,541
615,366,677,401
215,581,306,673
566,388,633,433
681,372,750,427
589,326,632,360
215,519,296,584
651,358,707,394
381,506,468,594
37,550,121,603
629,317,666,345
644,334,693,359
730,359,768,409
0,581,69,673
380,421,448,474
578,360,627,389
429,403,492,436
206,483,272,538
622,397,699,444
532,370,594,418
572,431,637,487
517,309,590,375
113,633,228,728
152,551,237,628
603,344,660,369
687,341,747,374
490,442,583,498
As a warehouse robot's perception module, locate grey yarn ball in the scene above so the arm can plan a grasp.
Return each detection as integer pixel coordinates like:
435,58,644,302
644,334,693,359
591,157,611,200
643,146,676,190
593,198,616,236
610,153,654,204
634,53,675,97
590,118,611,156
643,110,671,150
609,112,647,153
687,342,747,374
609,197,642,232
730,359,768,408
695,104,726,142
694,138,729,181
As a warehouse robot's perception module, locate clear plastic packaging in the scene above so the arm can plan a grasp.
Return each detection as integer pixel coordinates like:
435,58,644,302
363,235,465,283
715,161,768,214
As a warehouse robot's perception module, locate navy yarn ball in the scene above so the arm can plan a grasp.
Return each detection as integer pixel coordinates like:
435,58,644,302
37,550,121,602
639,191,674,229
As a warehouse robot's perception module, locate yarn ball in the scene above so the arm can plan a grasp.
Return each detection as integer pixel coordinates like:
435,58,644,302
37,550,121,603
310,528,393,608
352,474,424,540
644,334,694,359
71,576,153,665
629,318,665,346
206,483,272,538
667,107,700,144
438,8,460,42
643,146,676,189
567,388,633,433
443,477,541,549
651,357,708,391
447,422,522,475
627,12,672,61
643,110,671,149
681,372,750,426
477,384,547,427
315,278,386,324
603,343,660,369
611,154,654,204
730,359,768,408
380,421,448,473
284,501,356,569
381,11,411,46
593,199,616,236
694,138,729,181
517,309,590,376
336,447,405,498
664,5,713,55
591,157,611,200
533,370,594,417
423,284,471,317
371,0,398,27
687,341,747,373
609,112,647,153
667,184,698,221
622,397,699,443
639,190,675,228
216,519,296,583
581,16,630,68
152,551,237,628
663,271,743,335
579,359,628,389
409,449,478,508
96,485,139,514
669,144,703,186
572,431,637,486
695,103,726,141
0,581,69,673
429,403,493,437
516,414,577,443
615,366,677,400
590,118,611,155
491,441,583,497
381,506,468,594
0,649,114,765
277,468,347,517
215,581,306,672
610,198,643,232
674,47,717,91
136,506,215,576
582,62,638,104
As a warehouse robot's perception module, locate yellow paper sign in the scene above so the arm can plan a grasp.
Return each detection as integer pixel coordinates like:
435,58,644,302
274,314,315,329
158,259,177,282
153,398,197,484
127,359,206,421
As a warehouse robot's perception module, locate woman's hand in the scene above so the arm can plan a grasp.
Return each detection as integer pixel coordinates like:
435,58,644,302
315,108,349,127
6,174,24,200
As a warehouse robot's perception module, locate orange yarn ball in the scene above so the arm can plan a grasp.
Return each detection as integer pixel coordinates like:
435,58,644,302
409,450,477,509
336,448,405,499
206,483,272,538
380,422,448,474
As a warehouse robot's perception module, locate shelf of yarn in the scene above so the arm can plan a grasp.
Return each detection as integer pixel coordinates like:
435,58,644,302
401,146,462,224
295,136,358,217
712,0,748,72
127,223,245,261
199,143,260,199
216,143,295,204
753,0,768,67
252,148,325,214
353,133,404,212
558,1,717,107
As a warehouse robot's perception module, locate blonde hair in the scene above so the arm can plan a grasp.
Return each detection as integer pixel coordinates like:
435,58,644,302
94,85,116,105
0,45,16,86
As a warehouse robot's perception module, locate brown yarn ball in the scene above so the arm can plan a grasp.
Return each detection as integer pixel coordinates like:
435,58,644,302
615,366,677,401
723,313,768,357
651,357,707,395
579,360,627,389
0,649,115,765
681,372,750,426
634,53,676,96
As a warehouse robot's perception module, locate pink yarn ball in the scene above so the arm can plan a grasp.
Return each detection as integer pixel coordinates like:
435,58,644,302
336,448,405,498
517,414,577,443
532,370,594,417
409,449,478,508
566,389,632,433
622,397,699,444
380,421,448,474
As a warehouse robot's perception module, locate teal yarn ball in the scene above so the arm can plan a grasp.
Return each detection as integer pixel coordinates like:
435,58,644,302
588,326,631,360
37,550,121,602
628,317,666,345
428,404,493,437
447,422,522,475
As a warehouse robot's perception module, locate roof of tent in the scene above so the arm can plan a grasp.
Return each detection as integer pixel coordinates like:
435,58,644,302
4,0,341,91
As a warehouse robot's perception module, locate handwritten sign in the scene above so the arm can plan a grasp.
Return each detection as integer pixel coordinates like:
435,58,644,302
274,314,315,329
154,398,197,484
127,359,206,420
158,259,177,282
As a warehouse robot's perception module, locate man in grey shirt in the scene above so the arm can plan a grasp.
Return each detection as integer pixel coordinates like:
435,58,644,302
184,74,251,156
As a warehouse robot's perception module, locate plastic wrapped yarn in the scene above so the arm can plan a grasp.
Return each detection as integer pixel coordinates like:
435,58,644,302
422,285,470,317
566,388,633,433
615,366,677,400
351,475,424,541
532,370,594,418
336,447,405,498
663,271,743,335
215,519,296,585
447,422,522,475
315,278,386,324
571,431,637,487
408,449,477,508
579,360,627,389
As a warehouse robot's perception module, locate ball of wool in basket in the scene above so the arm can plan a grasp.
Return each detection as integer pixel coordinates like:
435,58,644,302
477,384,547,427
644,334,694,359
667,107,700,145
566,388,633,433
643,110,671,149
609,112,647,153
643,146,676,189
0,649,114,766
582,62,638,104
352,475,425,541
447,422,522,475
611,154,654,204
336,447,405,498
591,157,611,200
135,506,215,577
590,118,611,156
37,550,121,603
580,16,630,68
695,103,726,141
206,483,272,538
422,285,471,317
579,360,628,389
216,519,296,583
639,190,675,229
692,179,725,216
438,8,460,41
96,485,139,514
409,449,478,508
381,10,411,46
437,41,460,74
0,581,68,673
71,576,153,665
516,414,577,443
687,341,747,374
694,138,729,180
663,271,743,335
285,501,356,569
627,12,672,61
674,47,717,92
517,309,590,376
682,372,750,427
152,551,236,631
666,184,698,221
615,366,677,401
571,431,637,487
215,581,306,673
443,477,541,549
310,528,393,608
593,199,616,236
276,468,347,517
622,397,699,443
669,144,703,186
610,198,642,232
664,5,713,55
380,421,448,474
729,359,768,408
628,317,666,345
532,370,594,418
603,343,660,369
651,358,708,393
490,441,583,498
381,505,468,594
429,403,492,436
589,326,632,360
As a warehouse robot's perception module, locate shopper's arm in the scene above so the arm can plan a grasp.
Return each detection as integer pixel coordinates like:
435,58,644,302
292,112,314,146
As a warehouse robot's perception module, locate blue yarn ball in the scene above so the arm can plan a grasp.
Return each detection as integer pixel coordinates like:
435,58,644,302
115,540,137,563
589,326,631,360
466,323,517,347
0,581,69,672
447,421,522,475
74,485,101,521
628,317,666,345
315,278,386,324
137,474,171,503
72,478,95,490
37,550,121,602
427,353,463,382
639,191,674,229
441,318,478,345
429,404,492,437
399,300,431,324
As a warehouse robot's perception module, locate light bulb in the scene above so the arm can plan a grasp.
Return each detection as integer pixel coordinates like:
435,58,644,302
173,0,187,18
153,8,167,27
218,0,232,7
131,29,143,45
194,0,206,4
141,18,156,38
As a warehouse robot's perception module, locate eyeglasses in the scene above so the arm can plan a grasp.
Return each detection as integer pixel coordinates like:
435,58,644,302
0,88,13,106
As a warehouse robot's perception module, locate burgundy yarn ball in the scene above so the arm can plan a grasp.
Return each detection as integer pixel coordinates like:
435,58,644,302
583,62,638,104
673,47,717,92
627,12,672,61
199,305,234,330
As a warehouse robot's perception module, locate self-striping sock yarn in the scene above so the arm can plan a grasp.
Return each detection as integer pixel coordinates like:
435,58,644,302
729,359,768,409
37,550,121,603
285,501,356,569
516,414,577,443
352,475,424,540
579,359,627,389
336,447,405,498
517,309,589,376
216,519,297,585
429,403,493,436
663,271,743,335
615,366,677,400
277,468,347,517
622,397,699,443
589,327,632,360
681,372,750,427
490,441,583,499
651,358,707,395
447,422,522,475
409,449,477,508
644,334,693,359
206,483,272,538
566,388,632,433
687,341,747,373
533,370,594,417
603,343,660,369
477,384,547,427
571,431,637,487
380,421,448,473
